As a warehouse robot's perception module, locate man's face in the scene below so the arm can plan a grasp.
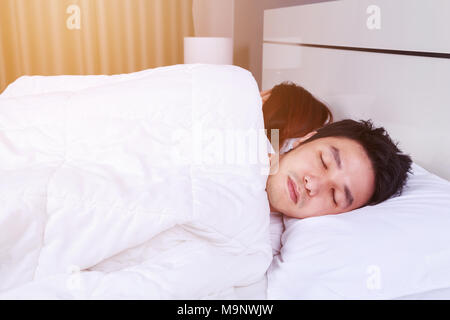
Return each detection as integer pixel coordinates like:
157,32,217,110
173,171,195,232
266,135,375,219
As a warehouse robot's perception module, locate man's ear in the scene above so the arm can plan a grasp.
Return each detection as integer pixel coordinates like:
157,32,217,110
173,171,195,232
291,131,317,149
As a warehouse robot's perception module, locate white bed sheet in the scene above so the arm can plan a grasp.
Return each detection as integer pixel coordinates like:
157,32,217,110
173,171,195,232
234,209,450,300
395,288,450,300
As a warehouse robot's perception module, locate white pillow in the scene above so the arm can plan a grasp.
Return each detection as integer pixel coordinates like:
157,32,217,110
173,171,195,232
268,163,450,299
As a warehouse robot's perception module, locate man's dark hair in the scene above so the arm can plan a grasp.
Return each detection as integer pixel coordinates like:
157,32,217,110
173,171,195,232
299,119,413,206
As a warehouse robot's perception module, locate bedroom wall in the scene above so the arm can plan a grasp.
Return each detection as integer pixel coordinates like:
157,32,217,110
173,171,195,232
192,0,334,88
192,0,234,37
233,0,334,89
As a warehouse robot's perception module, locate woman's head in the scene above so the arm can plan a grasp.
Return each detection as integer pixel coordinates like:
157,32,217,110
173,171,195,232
263,82,333,149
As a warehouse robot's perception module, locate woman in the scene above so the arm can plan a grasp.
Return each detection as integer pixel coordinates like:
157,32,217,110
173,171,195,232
261,82,333,154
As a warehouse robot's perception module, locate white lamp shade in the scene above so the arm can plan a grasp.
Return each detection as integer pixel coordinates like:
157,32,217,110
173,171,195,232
184,37,233,65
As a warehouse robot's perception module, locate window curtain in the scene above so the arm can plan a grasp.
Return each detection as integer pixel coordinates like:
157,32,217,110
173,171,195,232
0,0,194,93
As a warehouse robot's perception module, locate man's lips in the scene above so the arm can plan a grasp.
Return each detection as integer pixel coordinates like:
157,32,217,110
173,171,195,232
287,176,299,204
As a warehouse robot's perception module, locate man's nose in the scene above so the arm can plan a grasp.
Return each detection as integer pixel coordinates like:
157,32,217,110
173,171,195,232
304,175,331,197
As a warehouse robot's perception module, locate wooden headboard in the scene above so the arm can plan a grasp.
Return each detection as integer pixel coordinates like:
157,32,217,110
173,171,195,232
262,0,450,180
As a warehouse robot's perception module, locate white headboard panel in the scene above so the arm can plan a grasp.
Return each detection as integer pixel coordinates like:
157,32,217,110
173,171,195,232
263,0,450,180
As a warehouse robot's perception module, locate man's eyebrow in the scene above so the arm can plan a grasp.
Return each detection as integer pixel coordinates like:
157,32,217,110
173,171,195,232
330,145,341,169
330,145,354,208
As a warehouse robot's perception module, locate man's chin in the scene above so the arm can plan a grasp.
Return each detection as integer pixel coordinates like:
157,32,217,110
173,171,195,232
280,210,300,219
268,203,299,218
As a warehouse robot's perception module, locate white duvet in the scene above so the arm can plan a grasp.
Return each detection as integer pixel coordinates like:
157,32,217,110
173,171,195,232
0,64,272,299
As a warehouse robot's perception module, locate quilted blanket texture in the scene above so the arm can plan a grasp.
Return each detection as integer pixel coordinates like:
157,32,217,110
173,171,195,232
0,64,272,299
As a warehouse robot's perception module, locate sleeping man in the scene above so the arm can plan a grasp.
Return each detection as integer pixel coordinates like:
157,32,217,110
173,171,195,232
266,119,413,219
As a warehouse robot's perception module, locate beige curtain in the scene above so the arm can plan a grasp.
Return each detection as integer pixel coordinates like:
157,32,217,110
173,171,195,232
0,0,194,93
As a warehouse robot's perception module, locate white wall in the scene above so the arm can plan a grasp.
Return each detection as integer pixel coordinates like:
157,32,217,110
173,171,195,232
192,0,234,37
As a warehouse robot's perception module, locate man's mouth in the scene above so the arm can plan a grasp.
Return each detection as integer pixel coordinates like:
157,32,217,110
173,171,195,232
287,176,299,204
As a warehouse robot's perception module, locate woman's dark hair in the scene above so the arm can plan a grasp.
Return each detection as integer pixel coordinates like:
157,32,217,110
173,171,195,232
299,119,413,206
263,82,333,148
